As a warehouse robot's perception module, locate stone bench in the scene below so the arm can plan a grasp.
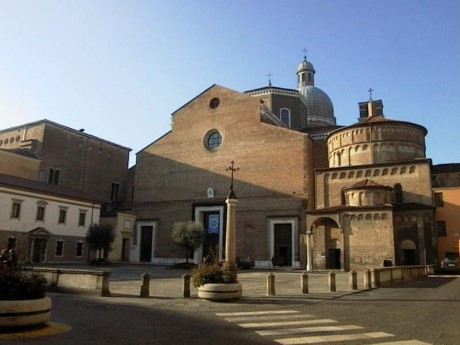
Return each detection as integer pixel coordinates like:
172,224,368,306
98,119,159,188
22,267,111,297
368,265,436,288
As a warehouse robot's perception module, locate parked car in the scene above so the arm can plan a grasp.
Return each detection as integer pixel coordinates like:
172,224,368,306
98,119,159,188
236,256,255,269
440,256,460,273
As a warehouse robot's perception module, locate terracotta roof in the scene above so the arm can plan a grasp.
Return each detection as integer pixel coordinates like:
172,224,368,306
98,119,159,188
349,179,390,189
307,204,394,214
0,173,102,204
328,116,428,137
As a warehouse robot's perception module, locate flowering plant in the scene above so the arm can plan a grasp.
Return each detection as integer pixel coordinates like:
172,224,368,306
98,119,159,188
0,270,47,300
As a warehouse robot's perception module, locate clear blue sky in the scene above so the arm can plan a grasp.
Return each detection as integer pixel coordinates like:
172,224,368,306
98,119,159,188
1,0,459,167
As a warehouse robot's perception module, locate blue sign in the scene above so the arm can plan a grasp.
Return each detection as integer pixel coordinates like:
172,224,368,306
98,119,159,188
207,214,219,234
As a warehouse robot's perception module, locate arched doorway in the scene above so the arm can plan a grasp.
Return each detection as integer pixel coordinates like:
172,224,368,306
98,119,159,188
400,239,418,265
308,217,341,270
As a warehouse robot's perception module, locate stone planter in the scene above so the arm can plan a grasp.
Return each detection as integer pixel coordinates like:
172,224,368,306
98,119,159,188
198,282,242,301
0,297,52,329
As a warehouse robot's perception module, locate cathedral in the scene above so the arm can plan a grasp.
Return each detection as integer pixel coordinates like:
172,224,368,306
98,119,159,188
131,55,437,270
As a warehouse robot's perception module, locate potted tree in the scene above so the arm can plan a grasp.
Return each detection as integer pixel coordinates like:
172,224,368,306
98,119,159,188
171,221,204,269
0,269,50,329
192,263,242,301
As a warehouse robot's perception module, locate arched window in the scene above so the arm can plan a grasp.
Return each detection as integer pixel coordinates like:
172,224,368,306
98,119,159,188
394,183,403,204
279,108,291,127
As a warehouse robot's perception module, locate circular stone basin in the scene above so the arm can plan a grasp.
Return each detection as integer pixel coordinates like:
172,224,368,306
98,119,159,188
198,283,242,301
0,297,52,329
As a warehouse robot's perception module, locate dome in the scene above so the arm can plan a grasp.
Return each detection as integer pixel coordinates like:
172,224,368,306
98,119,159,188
297,60,315,73
299,85,336,126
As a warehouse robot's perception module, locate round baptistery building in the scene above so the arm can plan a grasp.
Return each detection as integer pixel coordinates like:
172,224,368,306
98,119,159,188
327,99,427,168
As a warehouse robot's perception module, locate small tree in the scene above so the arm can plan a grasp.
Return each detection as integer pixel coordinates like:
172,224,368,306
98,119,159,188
171,221,204,263
86,223,115,261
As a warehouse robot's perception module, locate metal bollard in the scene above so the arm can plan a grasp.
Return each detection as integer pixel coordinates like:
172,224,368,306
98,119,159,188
329,271,336,292
140,272,150,298
301,272,309,294
182,273,191,298
267,272,275,296
349,270,358,290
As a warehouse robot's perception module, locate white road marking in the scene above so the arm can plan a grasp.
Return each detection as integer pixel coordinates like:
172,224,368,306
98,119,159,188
275,331,394,344
239,319,337,328
373,341,432,345
224,314,315,322
256,324,362,336
216,310,298,316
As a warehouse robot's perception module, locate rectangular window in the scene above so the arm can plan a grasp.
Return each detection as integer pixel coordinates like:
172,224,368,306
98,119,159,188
434,192,444,207
75,241,84,257
436,221,447,237
58,209,67,224
36,206,45,221
7,237,17,250
111,182,120,202
11,201,22,219
48,168,60,185
55,240,64,257
78,212,86,226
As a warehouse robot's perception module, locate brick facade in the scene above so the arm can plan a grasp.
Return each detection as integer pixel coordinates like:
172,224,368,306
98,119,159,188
133,85,314,267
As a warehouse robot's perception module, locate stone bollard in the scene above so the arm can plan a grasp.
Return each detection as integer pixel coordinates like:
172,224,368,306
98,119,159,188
370,269,380,288
329,271,336,292
182,273,191,298
140,272,150,298
349,270,358,290
101,271,111,297
364,269,372,289
267,273,275,296
301,272,309,294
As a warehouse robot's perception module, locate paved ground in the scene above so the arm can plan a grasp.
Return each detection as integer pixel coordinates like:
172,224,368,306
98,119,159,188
2,265,459,345
107,265,366,303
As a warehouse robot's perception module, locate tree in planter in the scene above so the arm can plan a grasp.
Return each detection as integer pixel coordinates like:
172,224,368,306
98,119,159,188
86,223,115,261
171,221,204,264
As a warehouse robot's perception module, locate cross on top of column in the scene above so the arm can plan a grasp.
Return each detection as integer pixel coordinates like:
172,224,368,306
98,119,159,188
225,161,239,199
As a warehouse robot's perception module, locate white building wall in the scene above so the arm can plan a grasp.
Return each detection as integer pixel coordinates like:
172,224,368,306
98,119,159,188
0,185,101,236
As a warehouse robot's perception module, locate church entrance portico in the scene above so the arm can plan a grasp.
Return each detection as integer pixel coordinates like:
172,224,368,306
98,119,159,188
269,218,299,268
135,221,156,262
194,205,225,264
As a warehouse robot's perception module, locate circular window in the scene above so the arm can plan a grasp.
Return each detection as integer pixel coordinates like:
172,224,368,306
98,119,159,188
209,98,220,109
204,130,222,150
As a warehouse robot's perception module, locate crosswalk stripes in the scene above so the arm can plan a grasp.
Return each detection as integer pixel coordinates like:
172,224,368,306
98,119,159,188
215,310,432,345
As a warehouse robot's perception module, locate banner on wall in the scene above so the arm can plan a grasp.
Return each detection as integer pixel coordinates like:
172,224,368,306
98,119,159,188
207,214,219,234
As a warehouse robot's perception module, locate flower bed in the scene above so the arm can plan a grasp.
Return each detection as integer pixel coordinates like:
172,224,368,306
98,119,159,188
0,270,50,329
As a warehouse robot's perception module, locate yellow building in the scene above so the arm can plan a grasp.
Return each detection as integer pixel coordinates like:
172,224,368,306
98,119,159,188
432,164,460,264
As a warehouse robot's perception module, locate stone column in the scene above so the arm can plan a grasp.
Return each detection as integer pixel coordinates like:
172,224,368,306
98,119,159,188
306,231,313,272
224,194,238,282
